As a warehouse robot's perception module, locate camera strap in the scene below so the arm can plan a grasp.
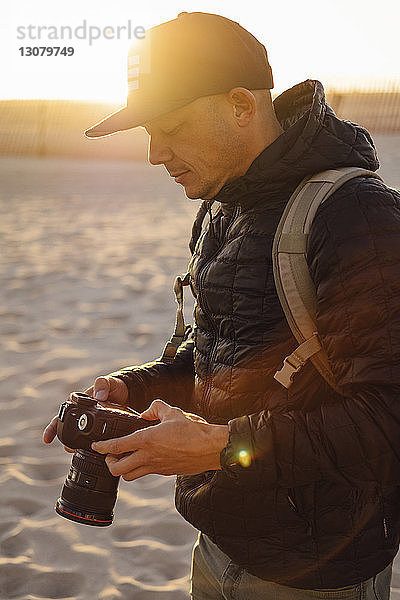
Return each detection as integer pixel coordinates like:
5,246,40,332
160,272,192,364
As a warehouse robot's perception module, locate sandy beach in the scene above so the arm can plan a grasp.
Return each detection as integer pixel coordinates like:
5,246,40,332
1,133,400,599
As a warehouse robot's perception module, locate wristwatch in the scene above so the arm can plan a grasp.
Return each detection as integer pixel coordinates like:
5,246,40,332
219,416,253,477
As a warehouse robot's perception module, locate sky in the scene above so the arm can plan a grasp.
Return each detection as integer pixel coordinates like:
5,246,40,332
1,0,399,102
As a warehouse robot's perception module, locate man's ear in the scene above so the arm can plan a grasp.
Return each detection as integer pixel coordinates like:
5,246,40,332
227,87,256,126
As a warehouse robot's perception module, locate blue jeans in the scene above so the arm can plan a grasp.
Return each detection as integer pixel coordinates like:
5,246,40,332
190,532,393,600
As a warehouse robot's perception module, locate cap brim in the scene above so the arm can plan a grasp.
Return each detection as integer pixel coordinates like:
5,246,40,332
85,93,204,139
84,106,141,138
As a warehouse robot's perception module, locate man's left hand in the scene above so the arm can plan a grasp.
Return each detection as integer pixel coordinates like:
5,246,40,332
91,399,229,481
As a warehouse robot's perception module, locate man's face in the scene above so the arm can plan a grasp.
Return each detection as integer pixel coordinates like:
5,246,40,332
143,95,248,200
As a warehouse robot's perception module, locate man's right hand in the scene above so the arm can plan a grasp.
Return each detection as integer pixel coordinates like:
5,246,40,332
42,376,129,451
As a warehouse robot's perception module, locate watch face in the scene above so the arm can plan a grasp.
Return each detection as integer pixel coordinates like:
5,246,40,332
220,444,239,472
220,429,253,475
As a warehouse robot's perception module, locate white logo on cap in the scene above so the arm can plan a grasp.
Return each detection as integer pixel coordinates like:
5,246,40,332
128,55,140,90
128,55,140,66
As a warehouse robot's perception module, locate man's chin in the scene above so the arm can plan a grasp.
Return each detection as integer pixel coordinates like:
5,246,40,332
183,187,204,200
181,182,217,201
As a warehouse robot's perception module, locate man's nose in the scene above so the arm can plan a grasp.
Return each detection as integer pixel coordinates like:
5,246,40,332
148,136,174,165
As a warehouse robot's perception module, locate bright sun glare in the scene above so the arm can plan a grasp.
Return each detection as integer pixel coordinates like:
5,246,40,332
2,0,399,102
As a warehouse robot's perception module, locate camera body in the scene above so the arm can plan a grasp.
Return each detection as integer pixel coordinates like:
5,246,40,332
57,391,152,450
55,391,158,527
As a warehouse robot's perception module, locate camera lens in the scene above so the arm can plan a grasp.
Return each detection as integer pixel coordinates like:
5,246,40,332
55,449,119,527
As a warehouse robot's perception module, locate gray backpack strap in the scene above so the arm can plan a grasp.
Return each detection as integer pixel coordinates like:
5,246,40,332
272,167,383,392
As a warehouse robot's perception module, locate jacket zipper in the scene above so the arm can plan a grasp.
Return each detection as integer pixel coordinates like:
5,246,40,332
383,517,388,538
380,490,389,539
196,205,240,412
287,490,313,537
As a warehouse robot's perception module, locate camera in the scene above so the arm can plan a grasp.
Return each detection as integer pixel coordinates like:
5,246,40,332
55,391,158,527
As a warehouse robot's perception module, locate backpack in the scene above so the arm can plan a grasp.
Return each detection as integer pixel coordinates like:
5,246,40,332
272,166,382,393
162,166,383,394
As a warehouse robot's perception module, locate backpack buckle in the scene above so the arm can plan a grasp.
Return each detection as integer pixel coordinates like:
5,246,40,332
274,354,303,389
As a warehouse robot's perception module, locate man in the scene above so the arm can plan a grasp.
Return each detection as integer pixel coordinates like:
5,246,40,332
43,12,400,599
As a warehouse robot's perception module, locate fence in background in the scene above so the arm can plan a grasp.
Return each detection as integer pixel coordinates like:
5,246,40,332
326,79,400,134
0,99,148,161
1,80,399,160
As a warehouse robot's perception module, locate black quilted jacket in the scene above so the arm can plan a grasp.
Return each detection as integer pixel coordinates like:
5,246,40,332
114,79,400,589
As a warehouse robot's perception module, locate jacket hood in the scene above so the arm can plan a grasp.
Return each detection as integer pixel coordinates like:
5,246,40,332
214,79,379,207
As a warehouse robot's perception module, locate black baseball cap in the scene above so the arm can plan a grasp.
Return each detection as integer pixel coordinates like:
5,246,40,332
85,12,274,138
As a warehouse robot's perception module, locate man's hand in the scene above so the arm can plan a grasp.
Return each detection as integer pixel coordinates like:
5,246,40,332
42,375,128,451
92,399,229,481
84,375,129,406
